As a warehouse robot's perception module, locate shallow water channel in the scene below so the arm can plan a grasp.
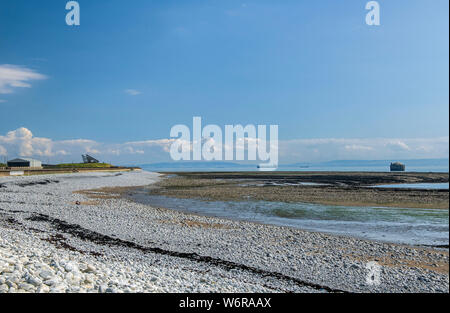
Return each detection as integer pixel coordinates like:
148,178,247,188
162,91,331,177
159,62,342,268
130,190,449,247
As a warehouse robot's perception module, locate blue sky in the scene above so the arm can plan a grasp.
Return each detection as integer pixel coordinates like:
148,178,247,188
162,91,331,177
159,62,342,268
0,0,448,164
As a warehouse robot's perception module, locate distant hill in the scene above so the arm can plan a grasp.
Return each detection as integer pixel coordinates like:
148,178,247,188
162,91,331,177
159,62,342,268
285,158,449,168
140,161,255,169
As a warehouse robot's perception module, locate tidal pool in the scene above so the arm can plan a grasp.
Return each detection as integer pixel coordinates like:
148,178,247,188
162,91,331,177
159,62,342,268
370,183,449,190
130,191,449,247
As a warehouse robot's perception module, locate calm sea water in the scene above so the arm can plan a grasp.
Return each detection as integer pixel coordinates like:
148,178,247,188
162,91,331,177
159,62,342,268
141,165,449,173
371,183,449,190
130,193,449,247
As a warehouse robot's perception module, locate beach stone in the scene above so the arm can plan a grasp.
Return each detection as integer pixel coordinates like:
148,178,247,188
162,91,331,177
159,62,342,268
64,262,78,273
39,270,54,280
1,265,14,273
18,282,35,292
5,281,17,289
99,285,108,293
50,286,66,293
27,276,42,287
85,264,96,273
36,285,50,293
0,284,9,293
44,278,59,286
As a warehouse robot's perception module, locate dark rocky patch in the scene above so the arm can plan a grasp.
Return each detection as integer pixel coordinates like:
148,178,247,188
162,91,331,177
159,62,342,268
28,212,348,293
17,179,60,187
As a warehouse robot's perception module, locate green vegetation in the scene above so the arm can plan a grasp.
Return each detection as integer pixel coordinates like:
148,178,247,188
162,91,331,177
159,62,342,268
0,163,6,168
45,163,113,169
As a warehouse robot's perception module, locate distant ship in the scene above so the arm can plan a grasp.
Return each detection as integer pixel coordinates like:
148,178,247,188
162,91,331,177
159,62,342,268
257,163,277,171
390,162,406,172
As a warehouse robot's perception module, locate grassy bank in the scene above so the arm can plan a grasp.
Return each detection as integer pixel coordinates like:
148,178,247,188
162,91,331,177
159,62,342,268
44,163,112,169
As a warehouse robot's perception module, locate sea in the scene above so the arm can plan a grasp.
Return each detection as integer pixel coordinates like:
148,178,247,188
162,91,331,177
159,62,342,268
140,161,449,173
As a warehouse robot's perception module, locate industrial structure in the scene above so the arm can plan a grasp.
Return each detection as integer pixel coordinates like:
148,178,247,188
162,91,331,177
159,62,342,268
7,158,43,169
390,162,406,172
82,154,100,164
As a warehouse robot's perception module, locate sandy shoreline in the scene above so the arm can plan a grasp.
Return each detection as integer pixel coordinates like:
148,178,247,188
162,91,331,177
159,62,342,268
0,171,448,293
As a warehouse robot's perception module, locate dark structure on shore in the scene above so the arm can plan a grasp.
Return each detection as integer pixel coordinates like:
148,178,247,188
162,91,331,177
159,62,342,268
82,154,99,164
390,162,406,172
7,158,42,169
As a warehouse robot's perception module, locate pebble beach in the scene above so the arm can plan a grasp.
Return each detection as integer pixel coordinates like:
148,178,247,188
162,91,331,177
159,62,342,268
0,171,448,293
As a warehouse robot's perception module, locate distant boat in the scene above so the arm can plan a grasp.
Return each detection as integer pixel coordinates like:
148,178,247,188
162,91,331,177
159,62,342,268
257,164,277,171
390,162,406,172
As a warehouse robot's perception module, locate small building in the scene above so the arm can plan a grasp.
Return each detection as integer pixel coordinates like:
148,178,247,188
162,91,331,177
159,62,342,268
390,162,405,172
7,158,43,169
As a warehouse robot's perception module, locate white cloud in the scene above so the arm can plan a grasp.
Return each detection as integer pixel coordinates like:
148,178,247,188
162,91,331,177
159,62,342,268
56,150,68,156
0,64,47,94
124,89,141,96
124,147,145,154
0,127,54,157
384,140,410,151
0,127,448,164
0,128,173,163
344,144,374,151
279,137,449,163
124,139,175,153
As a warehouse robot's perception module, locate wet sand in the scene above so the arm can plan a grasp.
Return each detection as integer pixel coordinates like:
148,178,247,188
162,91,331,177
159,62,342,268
150,172,449,209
